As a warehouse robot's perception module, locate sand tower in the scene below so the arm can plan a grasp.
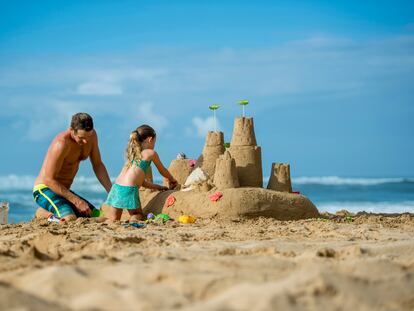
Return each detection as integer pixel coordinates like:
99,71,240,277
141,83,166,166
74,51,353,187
228,117,263,187
163,159,193,186
213,150,240,189
197,131,225,177
267,163,292,193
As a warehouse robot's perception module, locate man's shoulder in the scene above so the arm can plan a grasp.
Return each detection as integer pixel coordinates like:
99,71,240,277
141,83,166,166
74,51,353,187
51,131,72,150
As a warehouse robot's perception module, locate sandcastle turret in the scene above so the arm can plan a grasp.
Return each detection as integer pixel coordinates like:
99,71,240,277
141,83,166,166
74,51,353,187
213,150,239,189
267,163,292,192
163,158,194,186
228,117,263,187
197,131,225,177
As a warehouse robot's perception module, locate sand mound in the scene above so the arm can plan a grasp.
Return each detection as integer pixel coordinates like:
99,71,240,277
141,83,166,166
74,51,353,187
163,159,194,186
140,187,319,220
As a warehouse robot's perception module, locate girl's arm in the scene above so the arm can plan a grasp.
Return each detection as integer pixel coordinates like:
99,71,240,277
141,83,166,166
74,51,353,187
151,151,177,184
142,180,168,191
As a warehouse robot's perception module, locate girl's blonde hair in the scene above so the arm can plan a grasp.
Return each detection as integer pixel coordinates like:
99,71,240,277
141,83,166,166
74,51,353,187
125,124,156,168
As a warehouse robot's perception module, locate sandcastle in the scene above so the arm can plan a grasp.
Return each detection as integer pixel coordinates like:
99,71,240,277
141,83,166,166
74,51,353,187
196,131,225,177
131,107,319,221
163,158,194,186
213,150,239,189
267,163,292,192
228,117,263,187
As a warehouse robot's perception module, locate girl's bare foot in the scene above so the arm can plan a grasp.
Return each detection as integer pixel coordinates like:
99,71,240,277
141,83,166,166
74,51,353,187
129,213,144,222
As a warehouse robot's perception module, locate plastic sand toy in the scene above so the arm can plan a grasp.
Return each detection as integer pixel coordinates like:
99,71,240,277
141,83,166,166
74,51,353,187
91,208,103,217
146,213,171,223
210,191,223,202
147,213,155,220
166,195,176,207
47,215,62,223
123,223,146,229
178,215,196,224
155,213,171,222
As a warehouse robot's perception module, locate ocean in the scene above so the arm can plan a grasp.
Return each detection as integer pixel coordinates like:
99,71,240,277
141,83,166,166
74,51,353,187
1,175,413,224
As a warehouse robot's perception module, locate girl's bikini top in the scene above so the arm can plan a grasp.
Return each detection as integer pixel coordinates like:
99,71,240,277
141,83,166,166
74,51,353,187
131,159,152,173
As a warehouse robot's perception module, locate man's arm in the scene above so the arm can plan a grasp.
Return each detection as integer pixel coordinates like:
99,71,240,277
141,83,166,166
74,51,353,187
90,131,112,193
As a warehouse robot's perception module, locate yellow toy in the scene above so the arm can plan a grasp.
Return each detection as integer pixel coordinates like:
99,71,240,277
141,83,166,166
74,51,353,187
178,215,196,224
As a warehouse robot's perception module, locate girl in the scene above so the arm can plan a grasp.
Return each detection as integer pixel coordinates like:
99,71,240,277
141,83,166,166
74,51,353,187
104,124,177,221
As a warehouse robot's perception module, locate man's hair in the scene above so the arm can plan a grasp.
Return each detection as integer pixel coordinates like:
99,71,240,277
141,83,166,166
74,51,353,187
70,113,94,132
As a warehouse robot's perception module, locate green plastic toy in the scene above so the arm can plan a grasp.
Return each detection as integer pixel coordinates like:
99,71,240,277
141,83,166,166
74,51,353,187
209,104,220,131
146,213,171,223
155,213,171,222
238,100,249,117
91,208,103,218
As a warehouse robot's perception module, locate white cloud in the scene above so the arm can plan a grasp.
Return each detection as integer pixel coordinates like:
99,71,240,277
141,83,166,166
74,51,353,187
136,102,168,132
191,116,220,137
1,33,414,143
77,81,123,96
75,67,167,96
25,100,83,141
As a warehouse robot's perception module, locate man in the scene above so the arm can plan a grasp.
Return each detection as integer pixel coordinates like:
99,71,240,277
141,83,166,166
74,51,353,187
33,113,112,221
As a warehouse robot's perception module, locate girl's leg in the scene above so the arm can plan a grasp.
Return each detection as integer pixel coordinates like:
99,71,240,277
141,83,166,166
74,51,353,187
104,205,123,221
128,208,144,222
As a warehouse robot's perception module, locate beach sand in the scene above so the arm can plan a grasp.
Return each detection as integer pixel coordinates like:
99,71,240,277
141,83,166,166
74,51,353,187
0,213,413,311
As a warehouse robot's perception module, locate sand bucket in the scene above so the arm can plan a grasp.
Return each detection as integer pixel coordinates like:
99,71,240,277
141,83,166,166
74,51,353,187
0,202,9,225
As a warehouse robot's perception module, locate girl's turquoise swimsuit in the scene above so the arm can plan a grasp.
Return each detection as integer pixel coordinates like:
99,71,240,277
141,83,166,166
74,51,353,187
105,159,151,210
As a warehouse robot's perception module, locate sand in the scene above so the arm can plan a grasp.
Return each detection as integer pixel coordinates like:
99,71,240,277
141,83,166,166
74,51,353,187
229,117,263,187
136,187,319,220
1,213,414,311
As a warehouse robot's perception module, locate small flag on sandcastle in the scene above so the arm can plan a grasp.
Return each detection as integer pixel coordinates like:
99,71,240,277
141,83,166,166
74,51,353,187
238,100,249,117
209,104,220,132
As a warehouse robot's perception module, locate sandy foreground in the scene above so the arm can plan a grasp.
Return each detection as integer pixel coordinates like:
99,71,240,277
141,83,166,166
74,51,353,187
0,213,414,311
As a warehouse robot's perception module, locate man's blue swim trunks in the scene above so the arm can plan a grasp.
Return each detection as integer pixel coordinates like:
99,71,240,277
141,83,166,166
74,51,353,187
33,184,96,218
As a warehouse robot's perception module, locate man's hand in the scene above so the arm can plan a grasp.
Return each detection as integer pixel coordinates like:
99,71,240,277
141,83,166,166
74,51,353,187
74,198,91,216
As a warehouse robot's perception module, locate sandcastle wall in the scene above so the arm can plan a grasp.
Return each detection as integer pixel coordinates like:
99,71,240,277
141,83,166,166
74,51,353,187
229,117,263,187
197,131,225,178
163,159,193,186
213,150,239,189
138,187,319,220
267,163,292,193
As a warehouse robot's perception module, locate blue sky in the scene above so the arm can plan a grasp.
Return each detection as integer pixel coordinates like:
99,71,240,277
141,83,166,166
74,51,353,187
0,0,413,178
